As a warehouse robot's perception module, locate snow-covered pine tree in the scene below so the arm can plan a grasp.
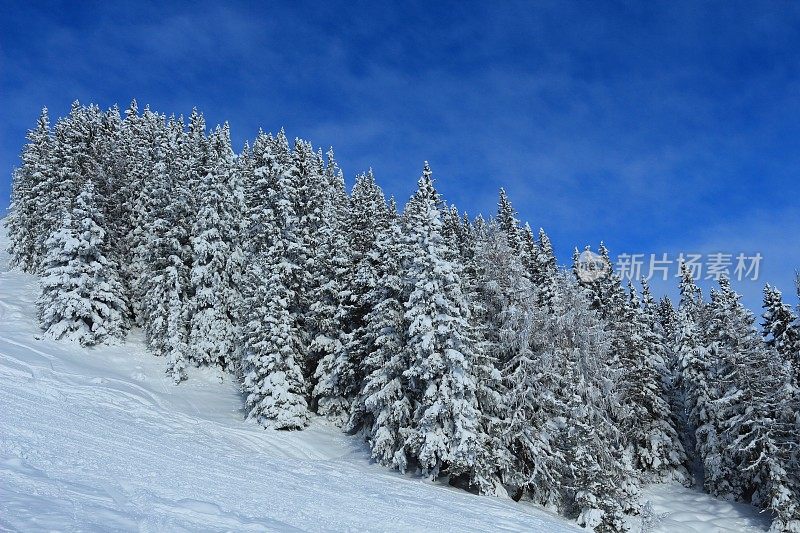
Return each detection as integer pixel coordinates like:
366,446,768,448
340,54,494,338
673,262,713,481
533,227,560,306
79,103,136,321
38,182,128,345
729,358,800,532
241,130,277,255
240,130,273,379
537,228,558,274
565,374,629,533
180,107,209,245
241,130,310,430
346,168,390,265
115,101,152,318
655,294,687,449
446,212,511,496
732,375,800,533
398,163,481,480
700,278,758,498
477,194,534,370
678,261,706,327
710,280,800,530
433,204,510,494
346,212,412,471
531,276,632,531
500,273,570,509
215,123,246,369
241,254,310,430
573,245,644,462
275,131,312,369
762,284,800,385
7,107,52,272
496,188,524,256
451,212,482,315
657,296,679,343
128,107,168,318
40,102,100,252
575,242,625,321
441,204,466,255
94,105,128,277
307,150,353,422
283,138,327,377
471,218,537,495
519,223,539,282
313,169,389,422
139,114,191,383
468,345,510,496
187,124,242,370
642,281,691,482
621,282,688,483
640,281,669,378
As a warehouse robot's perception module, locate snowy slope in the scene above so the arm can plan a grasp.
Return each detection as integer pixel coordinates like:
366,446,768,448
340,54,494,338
0,227,577,532
0,225,769,532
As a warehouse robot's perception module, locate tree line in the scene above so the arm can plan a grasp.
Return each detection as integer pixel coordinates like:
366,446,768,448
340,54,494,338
6,101,800,532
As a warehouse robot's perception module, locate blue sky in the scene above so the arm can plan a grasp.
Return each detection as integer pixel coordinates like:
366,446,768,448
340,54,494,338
2,1,799,310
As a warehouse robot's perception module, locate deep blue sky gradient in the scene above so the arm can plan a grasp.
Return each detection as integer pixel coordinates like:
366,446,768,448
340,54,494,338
2,1,799,309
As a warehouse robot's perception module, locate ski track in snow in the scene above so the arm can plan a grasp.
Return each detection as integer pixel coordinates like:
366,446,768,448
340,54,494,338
0,226,770,532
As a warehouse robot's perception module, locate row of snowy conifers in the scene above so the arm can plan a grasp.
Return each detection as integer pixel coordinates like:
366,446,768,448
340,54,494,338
6,101,800,532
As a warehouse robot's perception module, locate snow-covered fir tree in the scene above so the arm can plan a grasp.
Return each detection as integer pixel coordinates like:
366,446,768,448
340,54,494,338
671,263,710,478
187,124,243,369
565,373,629,533
477,192,533,370
282,138,327,378
307,150,352,421
240,130,310,430
126,105,183,324
94,105,128,281
762,284,800,385
39,103,103,260
313,168,389,422
655,294,688,451
6,107,52,272
499,273,577,510
448,212,510,496
621,282,688,483
710,279,800,530
346,211,412,470
657,296,679,342
471,216,535,496
496,188,524,256
700,278,757,498
241,253,310,430
397,163,482,480
572,244,675,489
37,182,128,345
138,115,192,382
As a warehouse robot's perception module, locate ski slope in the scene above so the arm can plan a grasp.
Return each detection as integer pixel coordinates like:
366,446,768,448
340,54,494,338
0,227,578,531
0,225,769,532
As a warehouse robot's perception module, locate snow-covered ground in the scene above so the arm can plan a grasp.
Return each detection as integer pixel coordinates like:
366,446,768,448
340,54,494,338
642,484,770,532
0,226,770,532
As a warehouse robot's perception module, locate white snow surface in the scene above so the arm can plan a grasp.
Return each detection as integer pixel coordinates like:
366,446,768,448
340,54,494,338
0,226,769,532
640,484,771,533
